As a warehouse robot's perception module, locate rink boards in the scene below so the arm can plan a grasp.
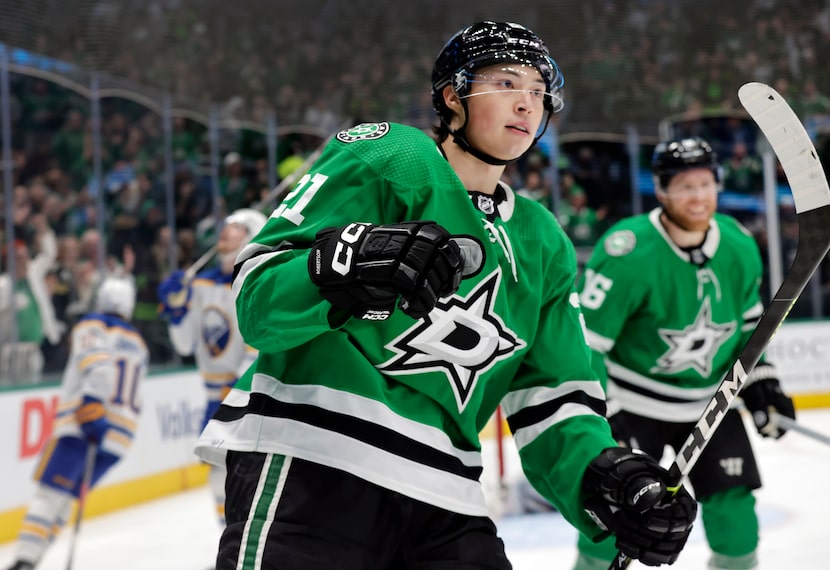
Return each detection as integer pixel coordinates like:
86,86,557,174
1,320,830,543
0,370,209,542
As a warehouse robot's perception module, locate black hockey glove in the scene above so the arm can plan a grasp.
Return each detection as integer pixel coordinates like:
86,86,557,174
308,221,466,321
582,447,697,567
607,412,632,447
741,363,796,439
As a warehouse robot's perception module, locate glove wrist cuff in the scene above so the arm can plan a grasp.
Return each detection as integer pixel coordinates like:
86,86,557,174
746,362,778,386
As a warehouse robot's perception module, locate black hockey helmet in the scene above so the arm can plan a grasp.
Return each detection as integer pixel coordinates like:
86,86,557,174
651,137,721,190
431,21,564,124
430,21,564,165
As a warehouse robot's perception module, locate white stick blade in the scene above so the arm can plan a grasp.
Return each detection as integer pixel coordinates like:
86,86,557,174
738,82,830,213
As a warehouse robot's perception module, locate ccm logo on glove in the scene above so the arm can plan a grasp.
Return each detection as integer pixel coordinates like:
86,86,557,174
309,221,483,322
330,223,368,276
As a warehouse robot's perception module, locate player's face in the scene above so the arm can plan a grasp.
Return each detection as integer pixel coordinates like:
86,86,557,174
217,222,249,255
462,64,547,161
658,168,718,232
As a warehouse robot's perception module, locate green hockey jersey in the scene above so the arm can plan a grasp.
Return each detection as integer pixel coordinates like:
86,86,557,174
194,122,616,536
578,208,765,423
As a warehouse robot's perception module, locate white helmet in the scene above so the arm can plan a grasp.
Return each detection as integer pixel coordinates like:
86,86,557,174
94,277,136,320
224,208,267,244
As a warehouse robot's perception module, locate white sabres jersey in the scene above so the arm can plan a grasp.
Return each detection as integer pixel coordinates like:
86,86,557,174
168,267,257,401
52,313,149,457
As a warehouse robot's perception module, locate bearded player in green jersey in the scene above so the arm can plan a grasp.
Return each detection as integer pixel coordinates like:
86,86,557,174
573,137,797,570
195,21,696,570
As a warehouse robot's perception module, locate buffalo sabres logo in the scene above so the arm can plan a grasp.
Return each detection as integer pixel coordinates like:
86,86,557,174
202,306,233,357
378,269,526,412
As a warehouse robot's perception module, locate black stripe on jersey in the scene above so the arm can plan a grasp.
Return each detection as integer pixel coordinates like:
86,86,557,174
214,394,483,481
609,375,701,404
232,240,311,283
505,390,606,432
744,315,761,328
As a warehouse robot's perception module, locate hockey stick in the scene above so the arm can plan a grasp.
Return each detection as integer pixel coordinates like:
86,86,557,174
609,81,830,570
64,442,97,570
771,411,830,447
733,399,830,448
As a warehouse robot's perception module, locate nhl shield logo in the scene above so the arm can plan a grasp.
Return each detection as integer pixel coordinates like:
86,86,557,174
477,195,495,215
336,122,390,143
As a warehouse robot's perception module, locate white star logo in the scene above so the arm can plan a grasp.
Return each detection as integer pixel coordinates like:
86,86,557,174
651,297,736,377
378,269,526,412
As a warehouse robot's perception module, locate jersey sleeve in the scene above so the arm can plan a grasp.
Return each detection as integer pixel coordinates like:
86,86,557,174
237,345,258,378
233,137,404,354
500,225,616,538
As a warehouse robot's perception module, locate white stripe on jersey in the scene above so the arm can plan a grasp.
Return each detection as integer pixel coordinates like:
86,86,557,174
52,316,148,457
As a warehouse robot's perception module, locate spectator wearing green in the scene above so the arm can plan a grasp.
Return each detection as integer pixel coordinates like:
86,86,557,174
50,109,88,189
557,184,602,247
0,216,64,383
722,141,762,195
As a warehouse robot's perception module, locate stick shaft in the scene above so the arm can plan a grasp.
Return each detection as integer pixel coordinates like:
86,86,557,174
772,411,830,447
609,82,830,570
64,442,97,570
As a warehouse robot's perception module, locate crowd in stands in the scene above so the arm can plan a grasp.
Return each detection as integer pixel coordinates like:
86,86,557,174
3,1,830,131
3,0,830,384
0,79,325,379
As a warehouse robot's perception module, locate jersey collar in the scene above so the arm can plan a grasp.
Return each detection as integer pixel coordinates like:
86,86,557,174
648,208,720,264
467,181,515,222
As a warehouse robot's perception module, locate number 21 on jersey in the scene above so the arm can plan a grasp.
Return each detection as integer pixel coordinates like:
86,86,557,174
273,173,329,226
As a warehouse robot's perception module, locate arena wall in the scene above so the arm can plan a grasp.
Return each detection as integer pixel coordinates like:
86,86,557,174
2,320,829,542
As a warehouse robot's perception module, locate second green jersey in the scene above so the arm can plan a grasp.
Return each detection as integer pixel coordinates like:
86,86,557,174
579,208,765,422
195,122,616,537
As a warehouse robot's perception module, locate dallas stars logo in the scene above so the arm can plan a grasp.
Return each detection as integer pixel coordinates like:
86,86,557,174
651,297,736,377
336,122,390,143
378,270,526,412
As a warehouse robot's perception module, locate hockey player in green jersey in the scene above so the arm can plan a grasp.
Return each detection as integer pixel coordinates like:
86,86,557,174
195,21,696,570
573,137,797,570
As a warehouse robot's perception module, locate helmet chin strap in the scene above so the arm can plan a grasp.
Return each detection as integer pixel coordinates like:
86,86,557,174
447,100,552,166
451,127,510,165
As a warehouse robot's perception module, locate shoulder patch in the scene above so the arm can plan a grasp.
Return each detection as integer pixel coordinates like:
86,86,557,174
604,229,636,256
336,122,390,143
